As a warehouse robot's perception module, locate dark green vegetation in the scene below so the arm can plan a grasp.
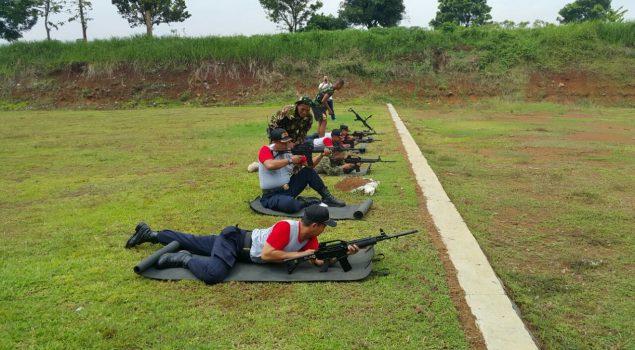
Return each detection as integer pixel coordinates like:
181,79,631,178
259,0,323,33
430,0,492,28
2,22,633,76
0,0,39,41
0,106,469,349
111,0,191,37
558,0,628,24
339,0,405,28
1,22,633,109
402,101,634,349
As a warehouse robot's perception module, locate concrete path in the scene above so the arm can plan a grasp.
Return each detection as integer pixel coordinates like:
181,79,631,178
387,104,538,350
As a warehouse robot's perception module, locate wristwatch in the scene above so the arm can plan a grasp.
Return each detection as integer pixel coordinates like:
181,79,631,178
288,158,293,165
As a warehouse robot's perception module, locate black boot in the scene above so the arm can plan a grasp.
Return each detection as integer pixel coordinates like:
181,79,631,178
125,222,158,248
317,187,346,207
156,251,192,269
297,196,322,208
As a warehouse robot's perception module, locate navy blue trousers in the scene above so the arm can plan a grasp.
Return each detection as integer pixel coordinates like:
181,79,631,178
260,167,325,213
157,226,247,284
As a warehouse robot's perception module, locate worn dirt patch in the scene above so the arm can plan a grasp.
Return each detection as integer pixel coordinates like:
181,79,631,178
334,177,371,192
519,146,612,161
569,132,634,144
493,112,552,123
567,121,635,144
10,64,634,109
526,71,635,104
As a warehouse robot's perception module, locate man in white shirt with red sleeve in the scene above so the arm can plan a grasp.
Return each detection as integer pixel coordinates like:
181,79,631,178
311,131,335,151
313,129,360,176
258,128,346,213
125,205,359,284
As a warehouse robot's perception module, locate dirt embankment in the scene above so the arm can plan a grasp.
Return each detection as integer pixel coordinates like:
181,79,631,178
6,63,635,108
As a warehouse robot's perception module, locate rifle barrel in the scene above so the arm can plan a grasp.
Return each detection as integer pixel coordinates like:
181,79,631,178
284,229,418,274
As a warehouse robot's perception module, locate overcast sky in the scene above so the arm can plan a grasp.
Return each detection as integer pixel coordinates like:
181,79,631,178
7,0,635,43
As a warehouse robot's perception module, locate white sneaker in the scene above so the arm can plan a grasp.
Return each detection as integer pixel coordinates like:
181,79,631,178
247,161,259,173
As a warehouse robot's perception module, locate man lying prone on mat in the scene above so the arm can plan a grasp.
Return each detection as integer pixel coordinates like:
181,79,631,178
125,205,359,284
258,128,346,213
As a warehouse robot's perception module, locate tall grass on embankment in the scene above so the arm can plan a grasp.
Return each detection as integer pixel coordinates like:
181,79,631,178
1,21,633,78
0,21,633,108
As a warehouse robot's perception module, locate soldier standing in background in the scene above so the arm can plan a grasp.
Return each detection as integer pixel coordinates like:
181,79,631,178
313,79,345,138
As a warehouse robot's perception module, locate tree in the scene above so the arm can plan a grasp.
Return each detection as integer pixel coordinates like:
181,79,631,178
430,0,492,29
339,0,405,28
111,0,190,37
36,0,66,40
259,0,323,33
303,13,348,31
68,0,92,42
0,0,39,41
604,6,627,22
557,0,627,23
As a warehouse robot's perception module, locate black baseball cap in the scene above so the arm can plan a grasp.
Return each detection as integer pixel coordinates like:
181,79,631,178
269,128,292,142
339,124,349,131
304,205,337,227
331,129,341,137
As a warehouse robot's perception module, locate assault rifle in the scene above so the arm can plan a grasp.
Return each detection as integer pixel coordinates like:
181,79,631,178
343,155,396,172
332,144,366,154
344,137,381,145
342,138,378,147
285,229,418,274
273,142,324,167
349,108,375,133
351,130,381,138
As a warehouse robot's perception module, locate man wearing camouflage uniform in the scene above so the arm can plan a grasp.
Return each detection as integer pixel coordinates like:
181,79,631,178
315,157,348,176
268,97,314,144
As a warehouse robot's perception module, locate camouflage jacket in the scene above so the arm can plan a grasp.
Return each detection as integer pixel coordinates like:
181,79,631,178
268,105,314,143
314,85,335,106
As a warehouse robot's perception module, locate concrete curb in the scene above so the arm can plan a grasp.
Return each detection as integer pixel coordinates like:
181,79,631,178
387,104,538,350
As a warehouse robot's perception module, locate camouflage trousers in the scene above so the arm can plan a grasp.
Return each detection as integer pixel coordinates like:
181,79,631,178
315,158,344,176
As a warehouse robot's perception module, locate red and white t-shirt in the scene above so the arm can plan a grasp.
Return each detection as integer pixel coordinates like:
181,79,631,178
258,146,307,164
257,145,307,190
265,221,319,251
249,220,319,262
312,136,333,150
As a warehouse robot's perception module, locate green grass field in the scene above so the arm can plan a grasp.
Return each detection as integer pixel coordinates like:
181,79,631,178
0,106,469,349
400,101,634,349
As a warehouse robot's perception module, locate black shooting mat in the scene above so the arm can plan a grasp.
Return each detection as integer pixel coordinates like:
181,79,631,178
134,241,375,282
249,198,373,220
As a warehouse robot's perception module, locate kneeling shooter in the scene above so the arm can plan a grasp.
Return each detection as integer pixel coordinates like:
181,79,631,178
258,128,346,213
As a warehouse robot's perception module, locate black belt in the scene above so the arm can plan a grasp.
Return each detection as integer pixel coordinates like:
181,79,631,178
238,230,252,262
262,184,288,196
243,230,252,249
